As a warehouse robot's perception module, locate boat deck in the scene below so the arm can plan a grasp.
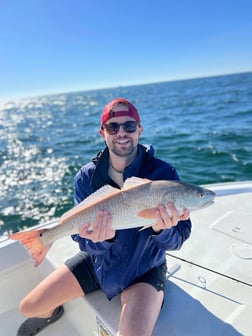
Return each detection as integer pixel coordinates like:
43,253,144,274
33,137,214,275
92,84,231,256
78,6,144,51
1,181,252,335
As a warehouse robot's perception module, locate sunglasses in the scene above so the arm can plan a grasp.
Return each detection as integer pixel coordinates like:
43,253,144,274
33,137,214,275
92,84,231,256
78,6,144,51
102,121,139,135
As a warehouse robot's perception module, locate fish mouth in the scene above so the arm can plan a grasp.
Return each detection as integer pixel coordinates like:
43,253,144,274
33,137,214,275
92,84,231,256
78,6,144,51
201,190,216,209
202,200,215,208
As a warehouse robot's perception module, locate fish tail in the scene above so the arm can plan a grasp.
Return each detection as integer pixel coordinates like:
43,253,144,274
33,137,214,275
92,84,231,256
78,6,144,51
9,229,52,267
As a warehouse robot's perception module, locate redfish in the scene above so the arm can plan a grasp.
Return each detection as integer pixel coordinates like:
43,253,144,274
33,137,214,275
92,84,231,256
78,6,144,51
9,177,215,267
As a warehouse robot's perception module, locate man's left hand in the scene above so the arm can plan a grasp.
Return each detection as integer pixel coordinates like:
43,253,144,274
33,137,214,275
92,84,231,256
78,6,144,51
152,203,190,233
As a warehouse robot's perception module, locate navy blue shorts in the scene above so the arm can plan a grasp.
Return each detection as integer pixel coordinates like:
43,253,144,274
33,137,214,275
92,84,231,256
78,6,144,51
65,251,167,296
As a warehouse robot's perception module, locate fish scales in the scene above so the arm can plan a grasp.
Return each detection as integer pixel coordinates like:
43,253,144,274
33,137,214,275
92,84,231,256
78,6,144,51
58,182,154,235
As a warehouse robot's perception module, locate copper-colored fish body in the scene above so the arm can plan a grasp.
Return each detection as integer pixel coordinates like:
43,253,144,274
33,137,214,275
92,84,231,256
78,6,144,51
9,177,215,266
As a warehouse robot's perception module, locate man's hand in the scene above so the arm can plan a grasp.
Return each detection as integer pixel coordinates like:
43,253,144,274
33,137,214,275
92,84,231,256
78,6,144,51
152,203,190,233
78,210,115,242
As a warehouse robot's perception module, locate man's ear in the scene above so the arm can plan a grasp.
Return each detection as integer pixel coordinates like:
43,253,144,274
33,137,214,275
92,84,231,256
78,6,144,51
138,125,143,136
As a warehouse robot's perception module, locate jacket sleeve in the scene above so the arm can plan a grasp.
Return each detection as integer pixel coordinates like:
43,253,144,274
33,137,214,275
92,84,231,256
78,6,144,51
151,218,192,251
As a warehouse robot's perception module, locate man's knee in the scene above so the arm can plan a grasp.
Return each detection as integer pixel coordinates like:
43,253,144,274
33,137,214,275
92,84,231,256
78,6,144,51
19,297,35,317
19,297,55,319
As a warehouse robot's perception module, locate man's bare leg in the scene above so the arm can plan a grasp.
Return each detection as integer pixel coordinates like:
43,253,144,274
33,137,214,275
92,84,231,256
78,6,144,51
19,264,84,318
20,266,163,335
118,282,164,336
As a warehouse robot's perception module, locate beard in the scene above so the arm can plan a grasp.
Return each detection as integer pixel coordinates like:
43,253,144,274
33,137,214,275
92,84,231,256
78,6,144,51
109,136,137,158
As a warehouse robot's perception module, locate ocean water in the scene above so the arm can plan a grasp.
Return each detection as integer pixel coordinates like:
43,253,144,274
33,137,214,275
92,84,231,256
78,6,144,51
1,72,252,236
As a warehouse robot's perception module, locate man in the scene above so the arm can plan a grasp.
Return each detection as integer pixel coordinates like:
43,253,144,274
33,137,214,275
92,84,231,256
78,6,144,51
17,98,191,336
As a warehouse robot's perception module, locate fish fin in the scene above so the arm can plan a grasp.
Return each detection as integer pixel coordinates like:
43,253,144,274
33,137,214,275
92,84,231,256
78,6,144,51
82,185,121,206
123,177,151,190
138,207,158,218
9,229,51,267
59,185,121,224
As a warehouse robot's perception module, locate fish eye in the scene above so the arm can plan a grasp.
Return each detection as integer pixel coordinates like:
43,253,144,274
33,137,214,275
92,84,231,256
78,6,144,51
200,193,204,198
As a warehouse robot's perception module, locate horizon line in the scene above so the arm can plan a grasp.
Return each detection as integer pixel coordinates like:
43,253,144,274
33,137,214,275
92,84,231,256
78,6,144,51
1,70,251,102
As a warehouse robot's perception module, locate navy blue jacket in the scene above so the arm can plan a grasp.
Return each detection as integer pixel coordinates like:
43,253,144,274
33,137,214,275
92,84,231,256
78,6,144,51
72,144,191,299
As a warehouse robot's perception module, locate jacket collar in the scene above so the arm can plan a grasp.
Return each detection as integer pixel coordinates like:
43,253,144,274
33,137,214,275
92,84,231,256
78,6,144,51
91,144,153,191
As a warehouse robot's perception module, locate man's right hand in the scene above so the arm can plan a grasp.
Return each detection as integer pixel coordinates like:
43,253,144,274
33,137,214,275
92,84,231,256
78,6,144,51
78,210,115,242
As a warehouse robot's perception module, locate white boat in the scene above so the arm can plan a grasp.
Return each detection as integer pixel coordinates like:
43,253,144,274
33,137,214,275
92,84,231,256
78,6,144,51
1,181,252,336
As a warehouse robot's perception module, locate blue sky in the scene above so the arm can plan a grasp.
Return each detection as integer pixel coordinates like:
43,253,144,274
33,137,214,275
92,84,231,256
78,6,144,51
1,0,252,99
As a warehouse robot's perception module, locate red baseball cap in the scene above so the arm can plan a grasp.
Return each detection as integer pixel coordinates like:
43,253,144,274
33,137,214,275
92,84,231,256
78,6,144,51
100,98,140,127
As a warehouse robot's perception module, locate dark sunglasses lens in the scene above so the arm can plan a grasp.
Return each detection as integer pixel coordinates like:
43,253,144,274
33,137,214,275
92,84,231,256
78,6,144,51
124,121,137,132
104,121,138,134
106,123,120,134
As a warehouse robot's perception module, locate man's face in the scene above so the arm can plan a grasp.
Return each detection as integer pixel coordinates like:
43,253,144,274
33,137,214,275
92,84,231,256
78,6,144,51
100,105,143,158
